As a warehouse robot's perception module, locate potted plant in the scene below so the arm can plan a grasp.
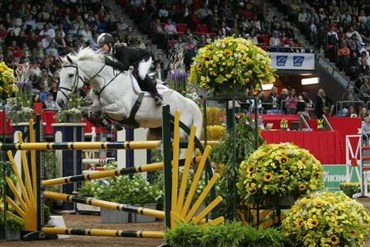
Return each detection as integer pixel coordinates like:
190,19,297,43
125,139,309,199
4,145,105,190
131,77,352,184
339,182,364,198
0,211,24,241
238,143,325,207
0,61,17,100
54,93,83,123
6,62,35,125
78,163,163,223
188,36,276,94
282,191,370,247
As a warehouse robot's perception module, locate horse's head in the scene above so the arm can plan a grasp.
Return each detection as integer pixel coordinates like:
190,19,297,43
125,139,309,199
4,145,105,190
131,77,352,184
57,55,85,108
57,47,104,108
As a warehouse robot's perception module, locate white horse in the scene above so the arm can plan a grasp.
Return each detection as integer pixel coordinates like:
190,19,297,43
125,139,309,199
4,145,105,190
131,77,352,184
57,47,203,140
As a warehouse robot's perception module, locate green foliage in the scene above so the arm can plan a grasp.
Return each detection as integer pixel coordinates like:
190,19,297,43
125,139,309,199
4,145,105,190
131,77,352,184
44,151,60,193
211,114,264,220
0,214,24,231
339,182,361,197
164,222,291,247
78,163,163,205
0,162,15,197
164,223,203,247
201,222,253,246
54,93,83,123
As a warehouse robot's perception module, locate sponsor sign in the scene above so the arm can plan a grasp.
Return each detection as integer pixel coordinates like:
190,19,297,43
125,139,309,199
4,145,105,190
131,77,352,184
322,165,359,191
270,52,315,70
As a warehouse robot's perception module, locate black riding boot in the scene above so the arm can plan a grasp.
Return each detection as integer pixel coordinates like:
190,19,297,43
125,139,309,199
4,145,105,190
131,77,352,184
142,75,162,105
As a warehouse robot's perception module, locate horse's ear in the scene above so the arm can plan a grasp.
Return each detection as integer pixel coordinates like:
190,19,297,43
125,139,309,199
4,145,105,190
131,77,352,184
67,55,73,64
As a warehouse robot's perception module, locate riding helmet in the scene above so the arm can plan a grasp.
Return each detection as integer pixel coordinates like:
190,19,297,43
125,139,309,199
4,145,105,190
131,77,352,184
97,33,115,47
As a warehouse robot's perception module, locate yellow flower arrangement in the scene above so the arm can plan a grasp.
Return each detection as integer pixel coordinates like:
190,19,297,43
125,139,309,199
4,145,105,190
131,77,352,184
282,191,370,247
237,143,324,204
280,118,288,129
189,36,276,93
317,119,324,130
206,107,225,126
207,125,226,141
0,62,17,99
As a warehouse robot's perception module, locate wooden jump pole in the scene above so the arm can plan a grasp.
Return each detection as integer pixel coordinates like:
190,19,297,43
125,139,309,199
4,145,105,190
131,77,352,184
0,141,162,151
42,162,164,187
44,191,165,219
42,227,164,238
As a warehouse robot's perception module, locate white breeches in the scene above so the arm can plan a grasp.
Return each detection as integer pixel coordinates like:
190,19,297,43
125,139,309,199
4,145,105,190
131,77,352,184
138,57,152,80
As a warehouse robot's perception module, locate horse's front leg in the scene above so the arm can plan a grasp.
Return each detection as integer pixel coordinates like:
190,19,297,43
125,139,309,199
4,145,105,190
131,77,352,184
101,103,127,121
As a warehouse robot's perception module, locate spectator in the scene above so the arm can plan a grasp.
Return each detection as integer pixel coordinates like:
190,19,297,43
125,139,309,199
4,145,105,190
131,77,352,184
315,88,333,119
279,88,289,113
48,81,59,101
359,106,368,120
341,84,362,112
359,55,370,76
194,3,212,25
269,30,281,52
41,34,52,49
361,116,370,144
36,68,53,91
44,93,60,110
346,25,363,43
285,88,298,114
39,23,56,39
4,30,17,48
337,39,350,72
164,19,178,40
358,76,370,103
264,86,279,111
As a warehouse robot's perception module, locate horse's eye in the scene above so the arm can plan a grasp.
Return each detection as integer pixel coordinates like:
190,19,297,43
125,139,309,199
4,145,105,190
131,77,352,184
68,74,74,78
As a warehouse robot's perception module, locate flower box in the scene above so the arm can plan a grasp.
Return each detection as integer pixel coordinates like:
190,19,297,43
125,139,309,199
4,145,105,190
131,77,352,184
100,208,129,223
0,231,21,241
131,203,157,223
76,202,100,215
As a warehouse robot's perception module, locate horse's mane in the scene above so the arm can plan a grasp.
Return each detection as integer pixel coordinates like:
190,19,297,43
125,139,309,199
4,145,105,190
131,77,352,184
64,47,102,64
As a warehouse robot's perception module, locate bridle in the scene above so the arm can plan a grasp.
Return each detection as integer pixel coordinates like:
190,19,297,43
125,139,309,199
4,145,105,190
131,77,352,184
57,64,84,102
59,61,122,105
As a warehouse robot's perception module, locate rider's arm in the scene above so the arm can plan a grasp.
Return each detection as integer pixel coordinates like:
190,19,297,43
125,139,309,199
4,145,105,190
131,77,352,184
104,57,129,71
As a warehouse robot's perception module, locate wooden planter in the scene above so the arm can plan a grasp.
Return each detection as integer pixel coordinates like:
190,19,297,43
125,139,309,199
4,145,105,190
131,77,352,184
100,208,129,223
131,203,157,223
0,231,21,241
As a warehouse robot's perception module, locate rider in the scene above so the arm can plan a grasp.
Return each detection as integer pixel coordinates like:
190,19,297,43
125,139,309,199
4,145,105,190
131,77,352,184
96,33,163,105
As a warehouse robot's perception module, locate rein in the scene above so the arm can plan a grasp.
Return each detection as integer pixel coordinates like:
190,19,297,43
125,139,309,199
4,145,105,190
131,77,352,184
58,64,83,101
92,68,123,106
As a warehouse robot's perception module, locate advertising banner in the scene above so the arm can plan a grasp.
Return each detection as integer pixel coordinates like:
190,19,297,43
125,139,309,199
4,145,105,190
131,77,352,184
322,165,359,191
269,52,315,70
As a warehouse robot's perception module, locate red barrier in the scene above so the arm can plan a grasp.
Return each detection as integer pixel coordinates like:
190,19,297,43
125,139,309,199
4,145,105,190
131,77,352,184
0,110,107,136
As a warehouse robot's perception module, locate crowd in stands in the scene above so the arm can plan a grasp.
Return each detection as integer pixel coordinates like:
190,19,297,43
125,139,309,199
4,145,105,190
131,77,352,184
0,0,369,121
273,1,370,83
0,1,110,108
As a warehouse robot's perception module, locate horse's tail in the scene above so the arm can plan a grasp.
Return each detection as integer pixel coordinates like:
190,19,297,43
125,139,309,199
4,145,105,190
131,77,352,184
187,98,203,140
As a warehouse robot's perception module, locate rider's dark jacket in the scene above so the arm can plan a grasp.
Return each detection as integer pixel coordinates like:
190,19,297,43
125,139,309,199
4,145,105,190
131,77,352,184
104,44,152,71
